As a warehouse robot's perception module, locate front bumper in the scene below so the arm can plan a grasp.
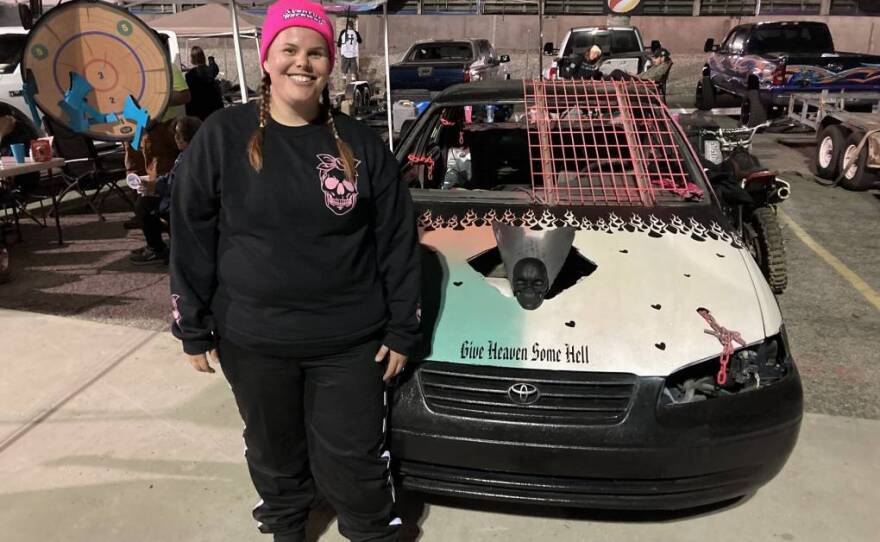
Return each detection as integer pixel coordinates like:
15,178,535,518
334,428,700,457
390,361,803,510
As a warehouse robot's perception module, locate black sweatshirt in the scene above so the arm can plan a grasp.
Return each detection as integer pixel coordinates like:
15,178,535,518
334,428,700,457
169,102,420,358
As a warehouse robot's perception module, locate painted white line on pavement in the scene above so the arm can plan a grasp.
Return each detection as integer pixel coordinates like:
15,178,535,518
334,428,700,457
779,209,880,312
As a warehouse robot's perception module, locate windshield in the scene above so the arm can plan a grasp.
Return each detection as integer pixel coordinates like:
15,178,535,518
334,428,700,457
408,43,474,62
0,34,26,75
749,25,834,54
400,83,708,207
562,30,641,58
562,32,611,59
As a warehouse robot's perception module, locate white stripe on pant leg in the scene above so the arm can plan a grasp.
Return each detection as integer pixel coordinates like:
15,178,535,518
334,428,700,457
254,499,265,529
380,388,398,515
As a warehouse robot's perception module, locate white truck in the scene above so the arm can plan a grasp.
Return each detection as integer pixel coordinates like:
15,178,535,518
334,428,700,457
543,26,659,80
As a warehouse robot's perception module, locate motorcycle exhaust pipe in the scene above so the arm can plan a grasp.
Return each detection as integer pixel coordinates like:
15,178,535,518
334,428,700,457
774,178,791,202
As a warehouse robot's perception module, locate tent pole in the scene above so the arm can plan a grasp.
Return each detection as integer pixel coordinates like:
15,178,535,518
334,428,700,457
538,0,544,80
383,1,393,151
229,0,248,104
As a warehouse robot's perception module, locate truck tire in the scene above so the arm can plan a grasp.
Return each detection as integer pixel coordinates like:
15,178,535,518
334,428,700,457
740,90,767,127
838,132,878,191
814,124,847,179
745,207,787,294
696,76,716,110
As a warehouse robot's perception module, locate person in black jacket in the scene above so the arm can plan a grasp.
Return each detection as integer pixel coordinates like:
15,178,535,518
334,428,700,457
184,46,224,120
169,2,419,541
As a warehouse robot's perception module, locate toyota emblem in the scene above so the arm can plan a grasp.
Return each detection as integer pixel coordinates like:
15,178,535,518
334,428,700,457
507,382,540,405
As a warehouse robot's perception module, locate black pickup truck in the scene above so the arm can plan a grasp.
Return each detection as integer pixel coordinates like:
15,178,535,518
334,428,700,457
389,39,509,97
697,21,880,122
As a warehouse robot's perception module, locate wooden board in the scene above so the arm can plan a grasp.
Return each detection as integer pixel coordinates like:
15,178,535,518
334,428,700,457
21,0,171,141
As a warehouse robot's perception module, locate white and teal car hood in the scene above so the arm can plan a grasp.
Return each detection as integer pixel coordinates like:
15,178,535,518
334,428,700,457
417,201,783,377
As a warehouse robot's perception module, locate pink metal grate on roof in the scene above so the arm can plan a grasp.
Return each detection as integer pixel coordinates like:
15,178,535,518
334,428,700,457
523,79,701,206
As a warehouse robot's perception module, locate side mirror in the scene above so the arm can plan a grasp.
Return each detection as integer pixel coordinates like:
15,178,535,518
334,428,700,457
499,54,510,64
650,40,661,53
543,42,556,56
704,38,716,53
18,4,33,30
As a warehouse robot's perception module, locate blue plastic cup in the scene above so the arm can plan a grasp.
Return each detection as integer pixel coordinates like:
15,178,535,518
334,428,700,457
10,143,26,163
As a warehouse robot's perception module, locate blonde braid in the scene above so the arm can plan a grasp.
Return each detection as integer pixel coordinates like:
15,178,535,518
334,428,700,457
247,73,272,171
322,87,356,182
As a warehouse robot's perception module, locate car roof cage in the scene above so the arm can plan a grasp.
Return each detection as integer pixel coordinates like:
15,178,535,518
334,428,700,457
523,79,695,206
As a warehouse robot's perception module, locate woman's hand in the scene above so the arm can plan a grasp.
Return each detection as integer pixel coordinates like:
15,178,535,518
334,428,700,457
187,349,218,373
375,345,407,382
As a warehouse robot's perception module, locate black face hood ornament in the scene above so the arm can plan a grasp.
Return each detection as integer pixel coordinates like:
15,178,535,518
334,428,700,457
492,223,577,310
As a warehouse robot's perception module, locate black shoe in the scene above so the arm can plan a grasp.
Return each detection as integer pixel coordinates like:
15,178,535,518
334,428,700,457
129,245,148,256
123,218,143,230
129,247,168,265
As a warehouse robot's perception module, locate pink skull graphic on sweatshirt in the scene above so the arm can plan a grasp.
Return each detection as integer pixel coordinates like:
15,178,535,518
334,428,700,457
317,153,361,215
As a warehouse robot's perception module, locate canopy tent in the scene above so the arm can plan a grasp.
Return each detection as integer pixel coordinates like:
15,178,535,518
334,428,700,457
123,0,396,145
149,3,263,38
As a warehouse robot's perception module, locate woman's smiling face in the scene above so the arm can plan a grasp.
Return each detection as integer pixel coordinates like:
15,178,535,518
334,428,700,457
262,26,330,110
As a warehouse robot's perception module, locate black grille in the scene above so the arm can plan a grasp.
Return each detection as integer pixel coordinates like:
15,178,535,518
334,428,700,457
418,362,636,425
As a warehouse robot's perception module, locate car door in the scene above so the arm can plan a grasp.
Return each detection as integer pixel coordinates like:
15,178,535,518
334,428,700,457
476,40,497,80
0,32,32,120
712,28,745,93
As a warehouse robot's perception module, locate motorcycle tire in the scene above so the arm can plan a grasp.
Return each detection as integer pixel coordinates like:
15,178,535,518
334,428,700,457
745,207,787,294
814,124,847,179
838,132,878,191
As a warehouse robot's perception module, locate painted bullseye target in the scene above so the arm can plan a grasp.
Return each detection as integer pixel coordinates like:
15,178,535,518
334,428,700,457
21,0,171,141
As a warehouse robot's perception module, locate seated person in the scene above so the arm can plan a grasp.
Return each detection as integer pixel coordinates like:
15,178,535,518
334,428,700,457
606,48,673,83
559,46,603,80
0,105,41,193
129,116,202,265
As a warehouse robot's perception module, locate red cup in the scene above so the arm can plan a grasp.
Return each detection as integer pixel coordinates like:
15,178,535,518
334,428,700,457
31,139,52,162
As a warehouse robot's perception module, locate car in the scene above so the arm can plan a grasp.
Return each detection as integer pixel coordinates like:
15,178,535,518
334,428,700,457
390,79,803,510
698,21,880,124
543,25,658,80
389,39,510,98
0,26,39,131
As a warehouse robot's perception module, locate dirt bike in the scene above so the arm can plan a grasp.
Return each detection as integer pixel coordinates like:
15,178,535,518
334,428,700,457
686,119,790,294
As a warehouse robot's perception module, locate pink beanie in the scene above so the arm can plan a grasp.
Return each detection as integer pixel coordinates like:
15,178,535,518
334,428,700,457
260,0,336,70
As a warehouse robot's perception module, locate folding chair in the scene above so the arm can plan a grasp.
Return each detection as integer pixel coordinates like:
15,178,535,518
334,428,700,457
43,117,131,221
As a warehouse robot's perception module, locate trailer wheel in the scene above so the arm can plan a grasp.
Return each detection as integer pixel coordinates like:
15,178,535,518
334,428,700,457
839,132,877,191
814,124,847,179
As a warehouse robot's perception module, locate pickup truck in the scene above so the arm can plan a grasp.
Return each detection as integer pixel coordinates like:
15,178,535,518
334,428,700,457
389,39,509,97
543,26,658,80
697,21,880,122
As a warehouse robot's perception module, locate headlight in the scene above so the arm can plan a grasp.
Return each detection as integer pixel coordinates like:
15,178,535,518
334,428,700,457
659,333,791,406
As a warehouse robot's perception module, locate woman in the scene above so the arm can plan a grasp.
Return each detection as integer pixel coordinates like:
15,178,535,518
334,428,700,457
129,116,202,265
169,2,420,541
184,46,224,120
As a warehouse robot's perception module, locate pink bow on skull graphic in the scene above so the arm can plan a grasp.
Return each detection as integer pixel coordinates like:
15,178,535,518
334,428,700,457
317,153,361,215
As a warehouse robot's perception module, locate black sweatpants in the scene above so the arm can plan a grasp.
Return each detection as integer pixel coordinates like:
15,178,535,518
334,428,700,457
217,337,399,542
134,196,166,251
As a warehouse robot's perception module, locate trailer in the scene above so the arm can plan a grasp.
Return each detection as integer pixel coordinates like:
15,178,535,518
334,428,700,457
787,90,880,190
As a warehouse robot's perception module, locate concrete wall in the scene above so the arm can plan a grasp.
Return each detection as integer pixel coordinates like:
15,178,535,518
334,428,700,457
348,14,880,56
